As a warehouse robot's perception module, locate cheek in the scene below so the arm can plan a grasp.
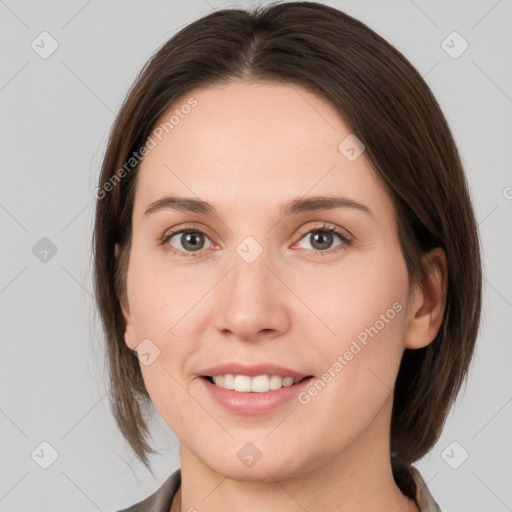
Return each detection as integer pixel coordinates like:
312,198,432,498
127,249,201,339
298,251,410,405
298,248,409,346
289,296,407,456
126,254,209,417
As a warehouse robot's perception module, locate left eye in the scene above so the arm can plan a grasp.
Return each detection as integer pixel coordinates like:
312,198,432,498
294,228,348,252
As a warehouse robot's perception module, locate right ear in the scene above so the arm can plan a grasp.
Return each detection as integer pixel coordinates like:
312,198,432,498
115,243,137,351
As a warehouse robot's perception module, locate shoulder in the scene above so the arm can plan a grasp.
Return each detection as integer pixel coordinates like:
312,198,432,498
116,468,181,512
408,465,442,512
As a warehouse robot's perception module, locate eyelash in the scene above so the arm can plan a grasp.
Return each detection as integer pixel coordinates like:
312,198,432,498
160,222,352,258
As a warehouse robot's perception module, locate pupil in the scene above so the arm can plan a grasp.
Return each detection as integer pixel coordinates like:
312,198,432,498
182,232,204,251
312,231,332,250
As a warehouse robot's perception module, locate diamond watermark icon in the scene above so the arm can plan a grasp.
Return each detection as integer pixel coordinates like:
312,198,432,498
32,237,58,263
237,442,263,468
441,441,469,469
31,441,59,469
134,338,161,366
236,236,263,264
31,31,59,59
338,134,365,161
441,31,468,59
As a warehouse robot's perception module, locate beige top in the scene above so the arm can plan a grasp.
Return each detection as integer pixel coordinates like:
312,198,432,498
117,465,441,511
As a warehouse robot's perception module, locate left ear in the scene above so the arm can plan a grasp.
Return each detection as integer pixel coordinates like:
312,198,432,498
404,247,448,349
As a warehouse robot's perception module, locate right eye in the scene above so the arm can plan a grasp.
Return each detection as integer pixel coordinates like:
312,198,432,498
162,228,214,256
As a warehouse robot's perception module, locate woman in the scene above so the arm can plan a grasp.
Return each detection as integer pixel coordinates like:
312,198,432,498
92,2,482,511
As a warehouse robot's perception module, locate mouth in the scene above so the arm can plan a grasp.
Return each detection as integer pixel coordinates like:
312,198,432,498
200,373,316,414
201,374,314,393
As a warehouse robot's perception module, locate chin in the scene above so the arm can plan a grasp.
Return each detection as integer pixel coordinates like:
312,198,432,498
201,447,308,483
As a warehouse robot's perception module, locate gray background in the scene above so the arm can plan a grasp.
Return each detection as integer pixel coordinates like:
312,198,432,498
1,0,511,511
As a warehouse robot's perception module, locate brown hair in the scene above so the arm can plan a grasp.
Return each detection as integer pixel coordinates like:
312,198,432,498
92,0,482,487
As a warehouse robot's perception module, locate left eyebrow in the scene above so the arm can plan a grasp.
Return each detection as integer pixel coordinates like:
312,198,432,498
142,194,373,219
279,195,374,218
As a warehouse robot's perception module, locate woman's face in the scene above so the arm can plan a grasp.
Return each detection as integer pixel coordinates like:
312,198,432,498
120,80,420,481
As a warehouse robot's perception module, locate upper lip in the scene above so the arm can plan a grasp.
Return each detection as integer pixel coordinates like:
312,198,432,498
200,362,311,379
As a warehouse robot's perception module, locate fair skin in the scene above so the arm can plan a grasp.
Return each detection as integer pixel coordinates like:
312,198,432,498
117,80,447,512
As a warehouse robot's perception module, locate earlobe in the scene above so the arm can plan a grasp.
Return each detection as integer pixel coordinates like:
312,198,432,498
115,243,135,349
404,247,448,350
124,322,137,351
119,292,137,350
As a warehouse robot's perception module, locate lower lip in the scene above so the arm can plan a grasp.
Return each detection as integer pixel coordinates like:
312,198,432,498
200,376,314,415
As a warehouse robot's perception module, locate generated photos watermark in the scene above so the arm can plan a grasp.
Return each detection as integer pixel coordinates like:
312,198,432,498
298,301,403,405
94,97,198,200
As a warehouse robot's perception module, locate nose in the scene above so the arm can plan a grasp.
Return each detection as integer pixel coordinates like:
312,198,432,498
211,247,291,342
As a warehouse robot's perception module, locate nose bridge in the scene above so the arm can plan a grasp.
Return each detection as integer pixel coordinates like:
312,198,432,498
229,235,276,303
212,233,289,338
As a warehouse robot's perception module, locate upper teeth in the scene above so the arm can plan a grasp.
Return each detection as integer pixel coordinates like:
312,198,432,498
212,374,303,392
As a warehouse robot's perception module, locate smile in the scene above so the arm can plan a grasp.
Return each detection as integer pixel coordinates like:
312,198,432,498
204,374,310,392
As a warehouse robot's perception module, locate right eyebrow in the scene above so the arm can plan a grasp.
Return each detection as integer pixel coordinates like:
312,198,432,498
143,196,217,218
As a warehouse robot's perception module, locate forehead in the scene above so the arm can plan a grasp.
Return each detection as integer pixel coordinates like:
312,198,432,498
134,80,392,219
